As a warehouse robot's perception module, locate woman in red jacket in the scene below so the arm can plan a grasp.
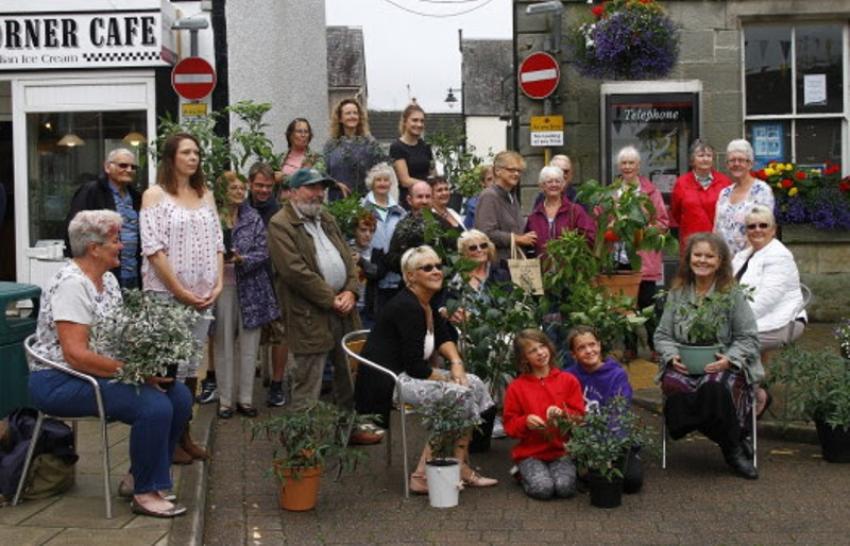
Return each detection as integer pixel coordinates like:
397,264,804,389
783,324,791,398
503,329,585,500
670,139,730,256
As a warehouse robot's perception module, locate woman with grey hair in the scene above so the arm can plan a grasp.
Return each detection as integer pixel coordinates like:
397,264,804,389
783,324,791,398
28,210,193,518
361,162,406,309
732,204,806,417
355,245,498,493
714,139,775,254
671,139,731,256
525,165,595,261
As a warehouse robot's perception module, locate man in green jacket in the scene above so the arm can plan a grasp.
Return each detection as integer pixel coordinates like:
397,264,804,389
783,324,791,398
268,169,381,444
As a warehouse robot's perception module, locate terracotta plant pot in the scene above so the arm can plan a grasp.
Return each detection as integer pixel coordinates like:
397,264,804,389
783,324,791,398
593,271,642,299
278,466,322,511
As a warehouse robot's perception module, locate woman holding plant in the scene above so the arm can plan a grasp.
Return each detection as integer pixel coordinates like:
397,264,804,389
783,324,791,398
354,245,498,493
213,172,280,419
503,329,585,500
714,139,775,255
29,210,192,518
654,232,762,479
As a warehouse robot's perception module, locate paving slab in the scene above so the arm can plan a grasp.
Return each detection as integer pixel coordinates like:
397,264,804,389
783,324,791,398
0,524,63,545
43,527,168,546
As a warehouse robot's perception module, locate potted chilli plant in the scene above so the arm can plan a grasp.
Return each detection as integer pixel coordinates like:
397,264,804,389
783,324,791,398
772,345,850,463
249,401,376,511
418,386,480,508
668,288,748,375
577,180,678,298
554,396,652,509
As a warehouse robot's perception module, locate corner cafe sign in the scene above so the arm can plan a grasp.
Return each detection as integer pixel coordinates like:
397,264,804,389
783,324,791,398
0,8,175,70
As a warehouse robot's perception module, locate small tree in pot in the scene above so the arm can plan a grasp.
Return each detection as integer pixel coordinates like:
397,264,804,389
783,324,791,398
417,385,480,508
553,396,653,508
249,401,377,511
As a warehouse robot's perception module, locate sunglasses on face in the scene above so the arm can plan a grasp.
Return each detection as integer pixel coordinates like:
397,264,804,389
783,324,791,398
746,222,770,230
112,162,138,171
417,263,443,273
466,242,489,252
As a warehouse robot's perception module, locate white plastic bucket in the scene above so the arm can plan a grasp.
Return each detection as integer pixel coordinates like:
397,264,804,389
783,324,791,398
425,458,461,508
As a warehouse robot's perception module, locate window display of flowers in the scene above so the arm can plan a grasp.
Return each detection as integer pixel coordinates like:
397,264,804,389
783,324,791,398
567,0,680,80
89,289,202,385
753,161,850,230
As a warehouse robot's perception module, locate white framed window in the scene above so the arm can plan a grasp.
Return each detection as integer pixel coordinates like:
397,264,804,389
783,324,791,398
743,22,848,171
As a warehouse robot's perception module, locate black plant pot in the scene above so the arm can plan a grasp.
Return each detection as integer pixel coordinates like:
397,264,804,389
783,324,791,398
588,472,624,509
469,406,497,454
816,419,850,463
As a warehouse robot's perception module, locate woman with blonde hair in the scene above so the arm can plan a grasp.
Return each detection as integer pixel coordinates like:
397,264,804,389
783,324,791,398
390,103,434,208
323,98,385,201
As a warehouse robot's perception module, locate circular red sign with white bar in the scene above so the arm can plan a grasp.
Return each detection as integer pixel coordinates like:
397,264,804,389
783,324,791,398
171,57,217,101
518,52,560,100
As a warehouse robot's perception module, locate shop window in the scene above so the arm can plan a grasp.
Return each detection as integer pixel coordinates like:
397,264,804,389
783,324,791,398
26,111,148,246
744,23,847,171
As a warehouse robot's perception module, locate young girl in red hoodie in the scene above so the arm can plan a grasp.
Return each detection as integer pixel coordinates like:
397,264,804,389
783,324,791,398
503,329,585,500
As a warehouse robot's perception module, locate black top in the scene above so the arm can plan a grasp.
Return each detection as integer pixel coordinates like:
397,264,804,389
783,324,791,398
63,174,142,286
390,138,432,208
354,287,453,424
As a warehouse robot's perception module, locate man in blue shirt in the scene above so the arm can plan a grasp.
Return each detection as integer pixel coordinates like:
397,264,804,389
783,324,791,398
64,148,142,288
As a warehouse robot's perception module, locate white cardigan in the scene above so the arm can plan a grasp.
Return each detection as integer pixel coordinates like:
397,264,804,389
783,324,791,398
732,238,806,332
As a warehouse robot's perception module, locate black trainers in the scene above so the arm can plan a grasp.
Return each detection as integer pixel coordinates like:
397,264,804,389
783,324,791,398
197,378,218,404
266,381,288,407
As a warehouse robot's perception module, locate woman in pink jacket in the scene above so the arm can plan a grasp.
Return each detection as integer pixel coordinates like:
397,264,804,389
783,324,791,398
613,146,670,354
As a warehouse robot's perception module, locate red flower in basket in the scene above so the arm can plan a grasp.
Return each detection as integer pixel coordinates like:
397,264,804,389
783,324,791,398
781,179,794,189
824,163,841,176
840,180,850,193
604,229,619,243
795,171,807,181
592,4,606,18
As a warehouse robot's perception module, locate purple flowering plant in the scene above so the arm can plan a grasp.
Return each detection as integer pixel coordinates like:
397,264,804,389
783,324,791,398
568,0,680,80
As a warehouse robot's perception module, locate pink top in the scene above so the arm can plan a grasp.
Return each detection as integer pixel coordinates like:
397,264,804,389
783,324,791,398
282,149,306,176
140,194,224,298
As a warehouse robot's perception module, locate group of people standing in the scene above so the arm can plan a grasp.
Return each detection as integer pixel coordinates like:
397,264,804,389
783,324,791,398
27,89,810,515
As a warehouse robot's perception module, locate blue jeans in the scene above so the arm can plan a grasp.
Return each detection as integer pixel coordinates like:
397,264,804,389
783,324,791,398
28,369,192,494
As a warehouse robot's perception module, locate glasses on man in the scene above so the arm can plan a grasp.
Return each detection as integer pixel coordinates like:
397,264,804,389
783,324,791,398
417,263,443,273
112,162,138,171
466,242,489,252
746,222,770,230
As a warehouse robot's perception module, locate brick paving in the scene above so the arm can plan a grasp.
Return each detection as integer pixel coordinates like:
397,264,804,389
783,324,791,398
204,391,850,546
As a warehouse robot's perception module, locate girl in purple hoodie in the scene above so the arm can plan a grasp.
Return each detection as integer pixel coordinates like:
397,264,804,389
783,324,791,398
565,326,643,493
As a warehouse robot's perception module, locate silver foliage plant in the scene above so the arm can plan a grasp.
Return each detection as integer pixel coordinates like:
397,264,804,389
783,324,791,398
90,289,202,385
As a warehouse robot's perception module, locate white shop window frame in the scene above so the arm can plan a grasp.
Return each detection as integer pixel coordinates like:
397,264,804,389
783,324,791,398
741,22,850,175
11,71,157,284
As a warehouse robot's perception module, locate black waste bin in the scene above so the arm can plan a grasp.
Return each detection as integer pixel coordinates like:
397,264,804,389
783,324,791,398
0,282,40,418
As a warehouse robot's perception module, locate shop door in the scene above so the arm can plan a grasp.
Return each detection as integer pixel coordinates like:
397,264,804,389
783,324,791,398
12,74,156,285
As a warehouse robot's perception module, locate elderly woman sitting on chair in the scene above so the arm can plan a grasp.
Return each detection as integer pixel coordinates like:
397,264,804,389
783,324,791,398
354,245,498,494
28,210,192,518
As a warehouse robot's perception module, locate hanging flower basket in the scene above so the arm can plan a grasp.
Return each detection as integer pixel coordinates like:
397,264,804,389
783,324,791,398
568,0,680,80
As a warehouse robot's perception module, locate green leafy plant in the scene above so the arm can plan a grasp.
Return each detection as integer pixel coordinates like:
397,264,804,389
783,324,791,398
446,279,537,397
553,396,653,482
89,289,201,385
771,346,850,431
326,192,368,239
249,401,377,478
577,179,678,275
669,286,751,346
835,318,850,360
418,385,480,460
428,128,493,198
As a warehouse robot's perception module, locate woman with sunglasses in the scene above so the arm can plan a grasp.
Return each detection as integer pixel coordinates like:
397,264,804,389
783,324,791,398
714,139,775,255
732,204,806,418
354,245,498,493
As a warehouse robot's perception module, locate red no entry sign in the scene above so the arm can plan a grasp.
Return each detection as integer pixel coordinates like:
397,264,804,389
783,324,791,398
172,57,216,101
518,52,560,100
